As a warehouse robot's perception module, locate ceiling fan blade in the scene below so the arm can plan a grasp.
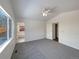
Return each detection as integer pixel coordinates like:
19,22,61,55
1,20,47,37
48,7,57,13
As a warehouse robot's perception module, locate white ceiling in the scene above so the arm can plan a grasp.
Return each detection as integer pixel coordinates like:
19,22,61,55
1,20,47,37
10,0,79,21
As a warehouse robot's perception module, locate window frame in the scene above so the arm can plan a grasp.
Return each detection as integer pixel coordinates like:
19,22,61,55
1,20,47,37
0,6,14,53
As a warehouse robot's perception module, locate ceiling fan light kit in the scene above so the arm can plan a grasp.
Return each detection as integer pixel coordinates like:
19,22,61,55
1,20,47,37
43,12,48,16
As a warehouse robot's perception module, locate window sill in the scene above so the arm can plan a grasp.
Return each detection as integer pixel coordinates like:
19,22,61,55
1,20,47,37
0,39,12,54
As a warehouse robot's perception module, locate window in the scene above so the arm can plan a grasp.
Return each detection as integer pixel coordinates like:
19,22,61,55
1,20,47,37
0,6,13,45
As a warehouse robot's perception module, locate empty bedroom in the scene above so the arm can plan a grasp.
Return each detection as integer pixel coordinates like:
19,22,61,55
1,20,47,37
0,0,79,59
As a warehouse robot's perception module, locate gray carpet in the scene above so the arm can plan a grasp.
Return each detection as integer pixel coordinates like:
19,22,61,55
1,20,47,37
11,39,79,59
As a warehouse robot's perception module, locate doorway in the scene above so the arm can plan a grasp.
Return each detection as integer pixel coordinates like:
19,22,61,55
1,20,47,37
16,22,25,43
52,23,58,42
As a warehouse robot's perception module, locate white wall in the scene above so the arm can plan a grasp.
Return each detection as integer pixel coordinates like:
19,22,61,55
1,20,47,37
46,23,52,40
59,10,79,50
24,20,46,42
46,10,79,50
0,39,15,59
0,0,15,59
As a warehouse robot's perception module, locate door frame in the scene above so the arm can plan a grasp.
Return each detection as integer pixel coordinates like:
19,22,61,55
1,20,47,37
52,23,59,42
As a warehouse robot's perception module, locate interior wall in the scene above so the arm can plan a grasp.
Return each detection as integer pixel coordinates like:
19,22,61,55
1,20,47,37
46,10,79,50
46,23,52,40
0,0,15,59
24,20,46,42
59,10,79,50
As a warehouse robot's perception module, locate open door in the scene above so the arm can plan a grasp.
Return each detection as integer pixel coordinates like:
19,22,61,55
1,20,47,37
52,23,58,42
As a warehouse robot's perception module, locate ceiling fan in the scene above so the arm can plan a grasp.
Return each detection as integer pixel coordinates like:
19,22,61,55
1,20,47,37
42,7,56,16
